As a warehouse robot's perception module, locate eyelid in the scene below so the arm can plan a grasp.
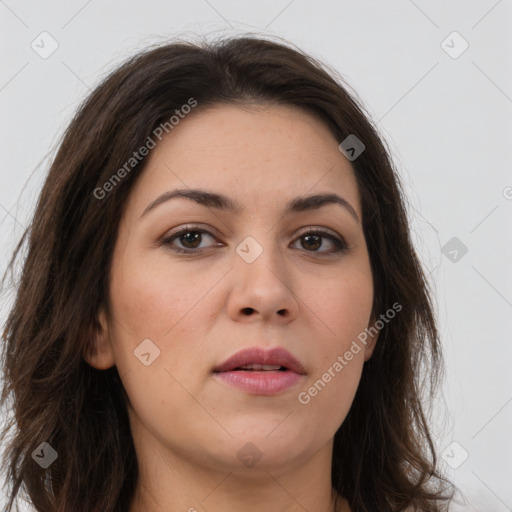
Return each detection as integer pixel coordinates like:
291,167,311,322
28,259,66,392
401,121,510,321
295,225,339,238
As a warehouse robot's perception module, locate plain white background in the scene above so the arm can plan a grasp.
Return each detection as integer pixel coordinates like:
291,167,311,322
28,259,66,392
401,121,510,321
0,1,511,510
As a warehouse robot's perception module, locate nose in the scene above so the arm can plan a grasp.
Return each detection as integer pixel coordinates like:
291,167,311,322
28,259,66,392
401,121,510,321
226,239,299,324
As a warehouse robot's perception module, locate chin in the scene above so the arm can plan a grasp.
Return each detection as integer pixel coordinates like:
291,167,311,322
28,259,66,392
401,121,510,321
222,445,307,477
187,428,308,473
224,418,306,448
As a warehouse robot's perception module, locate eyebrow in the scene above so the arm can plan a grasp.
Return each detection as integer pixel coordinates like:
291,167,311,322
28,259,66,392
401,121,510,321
139,188,360,223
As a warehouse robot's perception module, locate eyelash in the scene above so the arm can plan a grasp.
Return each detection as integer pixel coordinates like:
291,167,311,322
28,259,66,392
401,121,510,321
161,225,349,255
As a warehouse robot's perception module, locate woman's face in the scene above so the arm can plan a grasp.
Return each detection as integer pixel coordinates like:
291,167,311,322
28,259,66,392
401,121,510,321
88,103,377,478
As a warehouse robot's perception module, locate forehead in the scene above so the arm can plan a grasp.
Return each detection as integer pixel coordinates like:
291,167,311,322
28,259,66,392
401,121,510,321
151,103,340,164
126,104,361,218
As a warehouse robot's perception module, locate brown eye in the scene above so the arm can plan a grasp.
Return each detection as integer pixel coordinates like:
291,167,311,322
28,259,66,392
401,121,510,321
301,234,322,251
292,229,348,254
162,227,220,253
178,231,203,249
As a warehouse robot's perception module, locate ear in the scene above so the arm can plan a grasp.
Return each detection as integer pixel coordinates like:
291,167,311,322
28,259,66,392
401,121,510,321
82,307,116,370
363,312,380,362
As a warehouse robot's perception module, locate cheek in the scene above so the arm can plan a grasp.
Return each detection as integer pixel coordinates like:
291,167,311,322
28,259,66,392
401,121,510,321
106,256,213,437
106,252,224,394
109,253,215,339
296,263,372,416
306,262,374,344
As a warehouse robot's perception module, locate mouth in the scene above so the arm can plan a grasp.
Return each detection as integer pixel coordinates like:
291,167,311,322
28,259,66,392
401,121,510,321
231,363,287,371
212,346,306,395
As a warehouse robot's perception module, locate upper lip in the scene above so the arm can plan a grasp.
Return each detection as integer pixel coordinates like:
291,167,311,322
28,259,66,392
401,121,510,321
213,346,306,375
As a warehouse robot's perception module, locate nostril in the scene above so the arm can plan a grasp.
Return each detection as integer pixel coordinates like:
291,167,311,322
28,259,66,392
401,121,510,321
242,307,255,315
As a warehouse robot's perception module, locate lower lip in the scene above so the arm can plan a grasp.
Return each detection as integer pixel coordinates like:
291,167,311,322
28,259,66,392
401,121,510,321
213,370,304,395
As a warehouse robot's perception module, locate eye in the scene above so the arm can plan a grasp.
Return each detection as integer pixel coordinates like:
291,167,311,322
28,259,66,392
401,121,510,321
161,226,222,254
291,228,348,254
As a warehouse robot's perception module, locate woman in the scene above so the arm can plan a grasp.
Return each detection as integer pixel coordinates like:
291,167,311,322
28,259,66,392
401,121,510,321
0,35,454,511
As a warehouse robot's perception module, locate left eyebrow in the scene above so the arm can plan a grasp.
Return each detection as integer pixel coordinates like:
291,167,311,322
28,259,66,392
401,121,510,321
139,188,360,223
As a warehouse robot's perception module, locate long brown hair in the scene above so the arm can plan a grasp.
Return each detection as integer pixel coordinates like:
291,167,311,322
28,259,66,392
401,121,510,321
1,35,454,511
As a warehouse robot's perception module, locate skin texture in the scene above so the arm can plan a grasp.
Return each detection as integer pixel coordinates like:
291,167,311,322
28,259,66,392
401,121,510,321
84,104,378,512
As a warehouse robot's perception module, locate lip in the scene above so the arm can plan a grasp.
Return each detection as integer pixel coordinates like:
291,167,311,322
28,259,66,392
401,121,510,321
212,346,306,396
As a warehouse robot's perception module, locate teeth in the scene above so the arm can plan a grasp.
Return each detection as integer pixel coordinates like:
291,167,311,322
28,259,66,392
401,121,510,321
237,363,283,371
